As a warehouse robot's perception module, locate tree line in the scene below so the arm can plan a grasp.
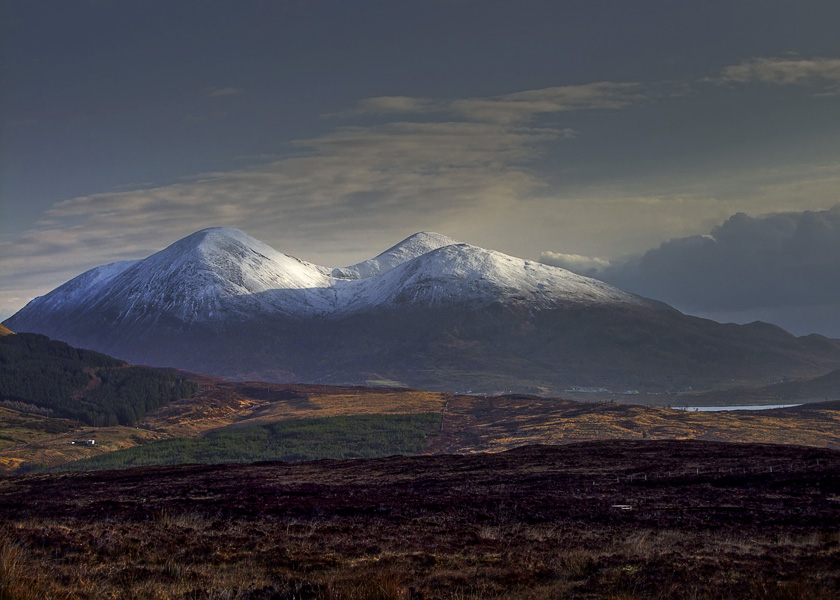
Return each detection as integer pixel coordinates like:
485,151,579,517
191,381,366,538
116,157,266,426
0,333,197,427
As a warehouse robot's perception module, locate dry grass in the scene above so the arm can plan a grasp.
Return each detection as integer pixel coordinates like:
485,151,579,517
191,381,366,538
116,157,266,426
429,395,840,453
1,517,838,599
0,533,66,600
0,524,838,600
2,440,838,599
142,380,448,438
0,534,29,600
0,416,172,471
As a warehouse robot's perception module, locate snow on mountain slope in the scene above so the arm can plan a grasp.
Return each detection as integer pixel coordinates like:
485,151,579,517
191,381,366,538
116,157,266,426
95,228,336,322
7,228,650,333
11,259,139,323
331,231,458,279
327,232,648,311
12,228,335,328
336,242,648,311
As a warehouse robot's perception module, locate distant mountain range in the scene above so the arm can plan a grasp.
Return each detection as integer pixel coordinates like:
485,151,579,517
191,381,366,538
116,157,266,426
6,228,840,393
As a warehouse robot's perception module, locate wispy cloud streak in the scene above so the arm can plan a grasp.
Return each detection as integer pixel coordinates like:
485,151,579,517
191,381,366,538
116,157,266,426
0,120,564,316
714,56,840,93
351,82,649,124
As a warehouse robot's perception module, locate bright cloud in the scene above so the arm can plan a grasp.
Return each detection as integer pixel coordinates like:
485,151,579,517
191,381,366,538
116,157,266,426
0,119,566,318
538,252,612,275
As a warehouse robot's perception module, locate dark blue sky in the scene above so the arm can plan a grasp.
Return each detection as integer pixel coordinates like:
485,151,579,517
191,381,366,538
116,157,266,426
2,0,840,333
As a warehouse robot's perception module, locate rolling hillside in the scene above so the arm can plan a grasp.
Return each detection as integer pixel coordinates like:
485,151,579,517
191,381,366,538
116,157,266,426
3,373,840,472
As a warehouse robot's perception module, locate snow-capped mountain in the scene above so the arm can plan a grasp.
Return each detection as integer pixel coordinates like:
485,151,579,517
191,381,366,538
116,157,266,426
11,228,650,329
336,242,650,311
88,228,336,321
6,228,840,393
331,231,459,279
9,228,335,339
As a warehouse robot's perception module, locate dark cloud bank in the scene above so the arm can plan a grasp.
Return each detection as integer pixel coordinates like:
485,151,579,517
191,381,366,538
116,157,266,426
542,206,840,338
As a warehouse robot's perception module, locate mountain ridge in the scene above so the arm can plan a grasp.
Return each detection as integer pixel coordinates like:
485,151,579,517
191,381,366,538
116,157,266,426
331,231,459,279
6,228,840,393
9,227,652,326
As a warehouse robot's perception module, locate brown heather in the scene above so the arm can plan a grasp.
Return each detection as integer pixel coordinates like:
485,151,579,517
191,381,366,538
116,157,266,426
0,440,838,599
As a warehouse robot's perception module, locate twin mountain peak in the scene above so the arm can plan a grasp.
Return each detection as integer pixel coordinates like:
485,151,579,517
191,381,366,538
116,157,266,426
6,227,839,392
14,227,650,326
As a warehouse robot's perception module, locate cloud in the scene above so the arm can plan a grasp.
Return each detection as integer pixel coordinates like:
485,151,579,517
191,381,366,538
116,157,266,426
352,57,840,125
450,83,648,124
539,252,612,275
351,82,649,124
6,62,840,326
0,119,565,318
581,206,840,335
714,56,840,92
352,96,437,115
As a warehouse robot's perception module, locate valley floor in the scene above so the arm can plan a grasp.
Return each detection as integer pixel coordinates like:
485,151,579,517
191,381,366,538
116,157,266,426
4,379,840,473
1,440,839,599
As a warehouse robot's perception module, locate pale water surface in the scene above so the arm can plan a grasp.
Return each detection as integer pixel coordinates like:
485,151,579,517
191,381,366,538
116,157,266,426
672,404,802,412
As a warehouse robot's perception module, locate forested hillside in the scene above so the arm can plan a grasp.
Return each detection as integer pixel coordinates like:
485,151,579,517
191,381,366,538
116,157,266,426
0,333,197,426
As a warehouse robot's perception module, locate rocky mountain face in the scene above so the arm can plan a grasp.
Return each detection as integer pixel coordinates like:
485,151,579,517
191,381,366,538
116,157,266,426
6,228,840,393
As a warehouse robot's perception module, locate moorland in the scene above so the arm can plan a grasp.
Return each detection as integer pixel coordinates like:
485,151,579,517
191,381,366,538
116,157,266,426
3,370,840,472
3,331,840,599
1,440,838,599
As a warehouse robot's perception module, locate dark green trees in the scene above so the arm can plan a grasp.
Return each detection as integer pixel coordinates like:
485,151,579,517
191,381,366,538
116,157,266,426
0,333,196,426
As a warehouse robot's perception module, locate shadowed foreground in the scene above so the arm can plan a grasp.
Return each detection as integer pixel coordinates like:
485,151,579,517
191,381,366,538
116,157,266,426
1,440,839,599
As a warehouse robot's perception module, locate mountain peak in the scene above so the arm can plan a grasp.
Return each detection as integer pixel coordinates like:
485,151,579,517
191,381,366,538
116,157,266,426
170,227,266,254
398,231,460,247
332,231,459,279
350,241,648,309
191,226,246,237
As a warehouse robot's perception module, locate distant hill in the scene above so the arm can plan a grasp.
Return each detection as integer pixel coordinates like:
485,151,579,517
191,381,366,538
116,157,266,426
6,228,840,394
668,368,840,407
0,333,197,427
0,323,12,336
